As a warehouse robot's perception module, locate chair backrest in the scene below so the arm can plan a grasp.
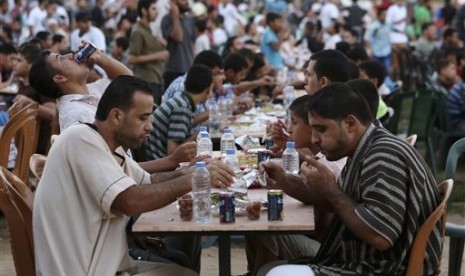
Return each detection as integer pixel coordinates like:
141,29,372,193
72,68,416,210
0,166,35,276
405,134,418,146
405,179,453,276
444,137,465,180
29,153,47,181
0,103,39,187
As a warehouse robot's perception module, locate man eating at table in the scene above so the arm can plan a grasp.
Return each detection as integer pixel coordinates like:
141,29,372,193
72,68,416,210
261,83,441,275
33,75,234,276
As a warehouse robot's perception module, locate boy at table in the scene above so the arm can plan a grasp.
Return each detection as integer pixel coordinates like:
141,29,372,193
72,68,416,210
262,83,441,276
144,64,212,160
33,75,209,275
245,94,346,275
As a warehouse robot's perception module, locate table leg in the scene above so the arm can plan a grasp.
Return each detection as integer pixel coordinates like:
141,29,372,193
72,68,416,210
218,233,231,276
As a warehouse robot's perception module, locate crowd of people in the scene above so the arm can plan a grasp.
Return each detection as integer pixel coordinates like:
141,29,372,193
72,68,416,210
0,0,463,275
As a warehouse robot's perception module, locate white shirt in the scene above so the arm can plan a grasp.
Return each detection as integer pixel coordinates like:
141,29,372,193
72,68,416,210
27,6,46,35
33,124,151,275
323,34,342,50
212,28,228,47
218,2,246,36
70,26,107,52
56,78,111,131
386,3,408,44
320,2,339,29
194,33,211,55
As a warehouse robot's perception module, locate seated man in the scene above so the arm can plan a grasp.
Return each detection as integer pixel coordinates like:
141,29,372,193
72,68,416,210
145,64,212,160
447,66,465,130
262,83,441,275
33,75,232,275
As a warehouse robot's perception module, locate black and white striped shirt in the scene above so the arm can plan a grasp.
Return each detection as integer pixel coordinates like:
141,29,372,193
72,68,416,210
312,125,441,276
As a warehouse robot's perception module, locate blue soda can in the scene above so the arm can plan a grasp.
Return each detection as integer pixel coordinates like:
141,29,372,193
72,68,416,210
219,191,235,223
267,189,283,221
257,150,270,172
264,137,274,150
74,43,97,63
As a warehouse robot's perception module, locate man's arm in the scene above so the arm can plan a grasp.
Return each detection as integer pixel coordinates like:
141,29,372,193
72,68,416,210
233,76,275,95
89,49,133,79
140,141,197,173
167,1,183,43
301,156,391,251
128,51,169,64
193,111,209,126
111,173,192,216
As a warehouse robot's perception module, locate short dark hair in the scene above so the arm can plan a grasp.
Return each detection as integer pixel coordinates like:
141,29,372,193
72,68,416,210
348,62,360,79
347,45,369,63
310,49,351,82
436,58,452,73
96,75,153,121
289,95,311,124
335,41,351,56
421,22,434,33
346,79,379,120
359,60,387,88
184,64,212,94
442,27,456,40
29,51,62,98
195,19,207,33
52,34,65,44
0,43,17,55
75,10,91,22
137,0,156,17
224,53,248,73
266,12,281,25
18,42,42,64
193,50,223,69
115,37,129,51
308,82,372,125
237,48,255,63
35,31,50,41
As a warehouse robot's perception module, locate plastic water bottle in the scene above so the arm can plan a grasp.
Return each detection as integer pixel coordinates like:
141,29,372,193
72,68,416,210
197,126,210,143
223,149,248,206
220,129,235,157
283,85,295,119
192,162,212,223
208,101,220,135
282,141,299,174
197,132,213,157
218,97,229,129
225,95,234,117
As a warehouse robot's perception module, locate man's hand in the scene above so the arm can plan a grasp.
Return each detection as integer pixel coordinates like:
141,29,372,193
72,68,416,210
169,0,180,18
259,75,275,86
11,95,35,113
207,160,235,189
269,120,288,149
171,141,197,164
300,155,339,200
157,50,170,62
261,161,287,190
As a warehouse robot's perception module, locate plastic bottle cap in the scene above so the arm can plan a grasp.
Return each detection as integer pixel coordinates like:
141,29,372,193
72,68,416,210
224,129,232,134
196,162,206,168
201,132,209,138
226,149,235,155
286,141,295,149
199,126,207,132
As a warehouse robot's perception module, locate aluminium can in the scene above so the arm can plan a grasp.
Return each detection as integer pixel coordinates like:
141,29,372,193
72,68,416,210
74,43,97,63
267,189,283,221
219,191,235,223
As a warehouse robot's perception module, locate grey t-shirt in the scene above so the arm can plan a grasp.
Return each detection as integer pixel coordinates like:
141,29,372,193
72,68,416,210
161,14,195,74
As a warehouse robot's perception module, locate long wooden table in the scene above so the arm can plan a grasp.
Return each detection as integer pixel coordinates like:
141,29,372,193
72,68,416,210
133,189,315,275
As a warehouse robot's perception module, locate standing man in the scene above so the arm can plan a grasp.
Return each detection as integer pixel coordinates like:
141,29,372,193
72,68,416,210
70,11,106,53
161,0,195,88
386,0,409,48
129,0,169,106
364,7,392,73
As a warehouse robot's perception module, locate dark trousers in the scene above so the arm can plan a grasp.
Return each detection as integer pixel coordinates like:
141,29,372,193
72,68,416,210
163,72,185,90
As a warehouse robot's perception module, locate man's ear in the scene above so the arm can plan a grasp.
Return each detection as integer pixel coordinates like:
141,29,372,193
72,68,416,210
109,108,123,125
344,115,359,133
52,74,67,84
319,76,329,88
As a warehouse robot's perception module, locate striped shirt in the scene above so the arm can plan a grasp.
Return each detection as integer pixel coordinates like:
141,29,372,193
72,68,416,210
446,82,465,129
312,125,441,276
144,92,196,159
